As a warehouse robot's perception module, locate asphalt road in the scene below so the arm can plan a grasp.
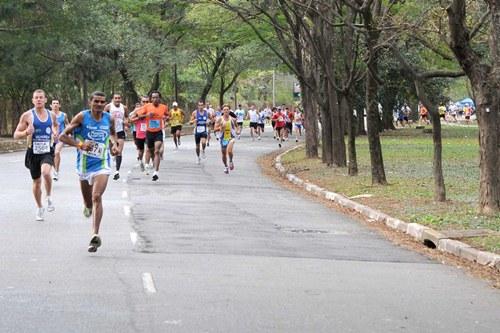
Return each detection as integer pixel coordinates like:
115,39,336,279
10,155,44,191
1,128,499,333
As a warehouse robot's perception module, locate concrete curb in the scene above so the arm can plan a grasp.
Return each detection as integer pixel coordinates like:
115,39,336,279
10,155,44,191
275,146,500,272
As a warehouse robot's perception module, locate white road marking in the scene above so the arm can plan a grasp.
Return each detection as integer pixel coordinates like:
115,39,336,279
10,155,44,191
130,231,138,245
142,272,157,293
123,205,131,217
164,320,182,326
121,190,128,199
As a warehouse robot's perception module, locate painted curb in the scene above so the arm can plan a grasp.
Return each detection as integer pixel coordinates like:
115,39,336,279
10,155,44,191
275,146,500,272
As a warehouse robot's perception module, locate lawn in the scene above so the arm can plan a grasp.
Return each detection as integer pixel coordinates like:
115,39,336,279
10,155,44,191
280,125,500,254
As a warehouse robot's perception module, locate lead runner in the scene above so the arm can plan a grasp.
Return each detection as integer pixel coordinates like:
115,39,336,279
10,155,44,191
59,91,118,253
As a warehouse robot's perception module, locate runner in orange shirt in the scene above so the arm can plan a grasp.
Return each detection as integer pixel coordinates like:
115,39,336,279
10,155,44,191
138,91,169,181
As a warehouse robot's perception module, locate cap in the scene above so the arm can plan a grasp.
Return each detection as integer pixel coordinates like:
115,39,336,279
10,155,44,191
172,102,178,107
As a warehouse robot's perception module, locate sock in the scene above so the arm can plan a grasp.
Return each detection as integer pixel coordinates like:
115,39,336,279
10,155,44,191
116,155,122,171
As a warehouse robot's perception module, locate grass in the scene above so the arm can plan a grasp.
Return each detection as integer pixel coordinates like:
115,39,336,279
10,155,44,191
281,125,500,254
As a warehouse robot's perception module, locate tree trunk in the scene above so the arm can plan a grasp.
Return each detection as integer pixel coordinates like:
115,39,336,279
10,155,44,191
328,83,347,167
200,48,226,102
118,63,139,106
150,71,161,94
319,81,333,165
302,82,319,158
341,92,358,176
447,0,500,214
366,65,387,184
415,82,446,202
173,63,179,102
382,100,396,130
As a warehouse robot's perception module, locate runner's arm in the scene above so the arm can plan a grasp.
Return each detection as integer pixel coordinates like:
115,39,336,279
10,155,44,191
13,112,32,139
109,115,119,155
59,112,88,150
51,112,59,141
189,111,196,125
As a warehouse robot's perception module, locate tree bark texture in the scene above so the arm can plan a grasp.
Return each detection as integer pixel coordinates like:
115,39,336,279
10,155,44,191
341,92,358,176
448,0,500,214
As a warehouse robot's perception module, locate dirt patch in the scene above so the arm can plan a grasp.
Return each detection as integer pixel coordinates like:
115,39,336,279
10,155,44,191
258,151,500,289
0,137,26,153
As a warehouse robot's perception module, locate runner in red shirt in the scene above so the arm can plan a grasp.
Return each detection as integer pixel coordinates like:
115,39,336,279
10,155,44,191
271,108,286,148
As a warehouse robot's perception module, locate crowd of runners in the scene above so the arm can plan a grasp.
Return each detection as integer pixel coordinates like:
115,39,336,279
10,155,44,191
13,89,306,252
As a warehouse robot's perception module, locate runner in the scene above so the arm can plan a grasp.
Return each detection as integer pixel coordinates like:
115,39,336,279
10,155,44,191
257,108,265,140
214,104,238,174
104,93,128,180
234,104,245,139
170,101,184,149
293,107,304,142
138,91,169,181
271,107,286,148
285,107,294,141
271,107,278,139
190,101,212,164
51,99,69,181
247,105,259,141
59,91,118,252
129,96,149,172
206,103,215,146
14,89,59,221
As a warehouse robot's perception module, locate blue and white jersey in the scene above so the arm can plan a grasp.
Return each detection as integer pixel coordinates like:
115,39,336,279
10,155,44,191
31,109,53,154
56,112,66,135
195,110,208,135
235,109,245,122
74,110,111,174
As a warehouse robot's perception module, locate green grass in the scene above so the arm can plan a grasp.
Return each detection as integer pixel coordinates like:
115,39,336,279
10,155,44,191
281,125,500,253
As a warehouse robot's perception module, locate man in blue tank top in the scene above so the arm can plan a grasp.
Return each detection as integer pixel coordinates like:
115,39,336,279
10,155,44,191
189,101,213,164
51,99,69,181
59,91,119,253
14,89,59,221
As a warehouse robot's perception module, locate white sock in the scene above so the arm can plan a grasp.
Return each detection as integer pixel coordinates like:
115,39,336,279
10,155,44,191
153,171,158,176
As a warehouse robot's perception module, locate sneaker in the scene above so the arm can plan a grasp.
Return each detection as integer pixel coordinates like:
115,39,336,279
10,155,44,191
201,150,206,159
224,167,229,174
145,164,151,175
47,198,55,212
152,174,159,181
35,207,44,221
139,161,145,172
88,234,101,253
196,157,201,165
83,207,92,218
113,172,120,180
229,161,234,170
53,171,59,181
258,136,261,141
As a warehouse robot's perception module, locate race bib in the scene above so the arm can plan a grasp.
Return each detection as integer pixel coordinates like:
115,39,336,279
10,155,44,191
148,119,160,129
140,123,147,131
83,140,105,158
278,116,284,122
32,141,50,154
196,125,206,133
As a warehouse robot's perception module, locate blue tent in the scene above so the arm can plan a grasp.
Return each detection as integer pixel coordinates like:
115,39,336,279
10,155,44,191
456,98,475,108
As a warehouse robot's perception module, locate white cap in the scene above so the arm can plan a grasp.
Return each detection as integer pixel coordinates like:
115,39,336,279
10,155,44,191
172,102,178,107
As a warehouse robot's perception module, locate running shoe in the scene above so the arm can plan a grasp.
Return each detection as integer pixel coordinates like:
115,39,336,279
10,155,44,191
224,167,229,174
178,139,181,146
52,171,58,181
296,139,299,143
113,171,120,180
152,174,159,181
47,198,55,212
35,207,44,221
258,136,261,140
88,234,101,253
229,161,234,170
196,157,201,165
83,207,92,218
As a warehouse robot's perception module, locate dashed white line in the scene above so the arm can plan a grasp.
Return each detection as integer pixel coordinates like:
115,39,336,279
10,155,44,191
121,190,128,199
123,205,131,217
130,231,138,245
142,272,157,293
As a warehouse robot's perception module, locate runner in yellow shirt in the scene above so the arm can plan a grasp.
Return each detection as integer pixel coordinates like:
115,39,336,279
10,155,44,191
170,102,184,149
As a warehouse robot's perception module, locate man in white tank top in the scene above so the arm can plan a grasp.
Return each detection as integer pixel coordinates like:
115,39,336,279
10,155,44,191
104,93,128,180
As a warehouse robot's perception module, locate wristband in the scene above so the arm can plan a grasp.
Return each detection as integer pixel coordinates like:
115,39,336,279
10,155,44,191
77,141,83,149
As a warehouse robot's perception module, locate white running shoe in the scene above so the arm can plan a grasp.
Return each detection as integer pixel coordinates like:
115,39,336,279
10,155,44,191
196,157,201,165
258,136,261,140
224,167,229,174
47,198,55,212
35,207,44,221
52,171,59,181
